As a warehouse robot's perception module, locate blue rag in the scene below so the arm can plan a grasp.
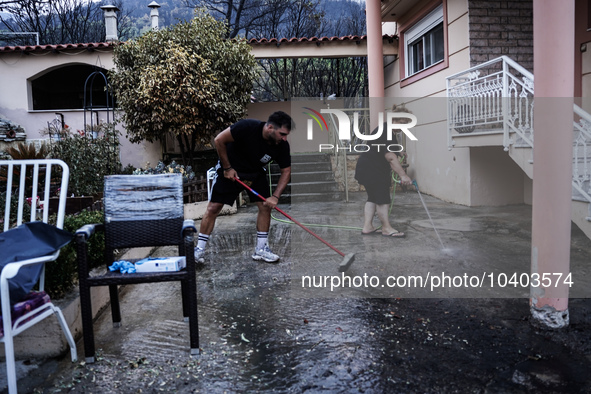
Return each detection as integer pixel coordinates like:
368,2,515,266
109,260,136,274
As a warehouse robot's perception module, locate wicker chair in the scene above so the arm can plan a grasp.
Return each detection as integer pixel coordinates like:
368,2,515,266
75,174,199,363
0,159,77,394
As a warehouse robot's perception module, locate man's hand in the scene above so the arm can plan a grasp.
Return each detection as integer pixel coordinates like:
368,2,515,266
264,195,279,209
224,168,237,180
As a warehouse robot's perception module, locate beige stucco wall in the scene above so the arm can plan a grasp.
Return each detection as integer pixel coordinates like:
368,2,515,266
0,49,161,169
469,147,527,205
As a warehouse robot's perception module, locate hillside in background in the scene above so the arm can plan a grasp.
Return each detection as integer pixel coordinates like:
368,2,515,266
127,0,366,38
0,0,366,46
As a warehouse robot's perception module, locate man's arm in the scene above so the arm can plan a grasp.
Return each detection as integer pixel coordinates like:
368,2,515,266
265,166,291,208
273,166,291,197
214,127,237,180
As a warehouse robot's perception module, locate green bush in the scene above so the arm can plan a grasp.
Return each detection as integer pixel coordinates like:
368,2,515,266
45,210,105,299
132,160,195,181
120,163,136,175
0,192,32,231
49,123,121,196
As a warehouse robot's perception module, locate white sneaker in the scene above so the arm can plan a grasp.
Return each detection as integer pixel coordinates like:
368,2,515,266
194,247,205,263
252,244,280,263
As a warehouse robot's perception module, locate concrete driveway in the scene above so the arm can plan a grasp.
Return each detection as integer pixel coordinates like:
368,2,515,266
12,191,591,393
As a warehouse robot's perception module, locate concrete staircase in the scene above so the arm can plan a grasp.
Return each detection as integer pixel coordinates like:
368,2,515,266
269,153,343,203
506,136,591,240
447,56,591,240
507,142,533,179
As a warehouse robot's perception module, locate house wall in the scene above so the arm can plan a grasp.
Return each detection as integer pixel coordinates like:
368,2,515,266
465,0,532,206
385,0,473,205
467,0,533,71
0,49,161,169
384,0,533,206
470,146,527,205
0,48,315,167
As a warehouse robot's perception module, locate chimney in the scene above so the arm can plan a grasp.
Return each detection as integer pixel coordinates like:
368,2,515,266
148,2,161,30
101,5,120,42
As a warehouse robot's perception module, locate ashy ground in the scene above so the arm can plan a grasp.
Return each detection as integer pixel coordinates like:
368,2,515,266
15,192,591,393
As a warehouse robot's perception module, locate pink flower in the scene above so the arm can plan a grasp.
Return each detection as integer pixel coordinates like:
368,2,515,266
25,196,39,207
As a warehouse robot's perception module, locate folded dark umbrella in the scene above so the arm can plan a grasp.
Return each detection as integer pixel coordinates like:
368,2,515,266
0,222,73,304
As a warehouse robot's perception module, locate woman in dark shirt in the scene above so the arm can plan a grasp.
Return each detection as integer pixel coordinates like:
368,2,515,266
355,118,413,237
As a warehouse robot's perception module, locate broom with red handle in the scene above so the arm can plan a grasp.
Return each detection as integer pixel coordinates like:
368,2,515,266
235,178,356,272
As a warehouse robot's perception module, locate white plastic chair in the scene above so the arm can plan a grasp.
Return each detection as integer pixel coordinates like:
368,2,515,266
0,159,77,394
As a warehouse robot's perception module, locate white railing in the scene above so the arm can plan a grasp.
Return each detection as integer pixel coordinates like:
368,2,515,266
447,56,591,208
573,105,591,206
447,56,534,150
324,107,371,202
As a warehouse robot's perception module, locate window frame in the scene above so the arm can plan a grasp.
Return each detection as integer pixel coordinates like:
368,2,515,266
29,64,112,111
399,1,448,88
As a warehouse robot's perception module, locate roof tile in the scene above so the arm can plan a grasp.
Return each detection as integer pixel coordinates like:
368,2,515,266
0,35,396,53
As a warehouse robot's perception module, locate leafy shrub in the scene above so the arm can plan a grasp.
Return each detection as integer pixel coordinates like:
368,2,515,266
45,210,105,299
0,192,32,231
120,163,136,175
132,161,195,181
5,141,49,160
110,10,258,170
48,123,121,196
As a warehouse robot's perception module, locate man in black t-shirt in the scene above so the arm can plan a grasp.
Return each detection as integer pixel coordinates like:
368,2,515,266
194,111,293,263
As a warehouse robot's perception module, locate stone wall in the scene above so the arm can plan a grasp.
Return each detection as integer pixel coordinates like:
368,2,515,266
0,139,48,159
331,154,362,192
0,118,26,143
468,0,533,72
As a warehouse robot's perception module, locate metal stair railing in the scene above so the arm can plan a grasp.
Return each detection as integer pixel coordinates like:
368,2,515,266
324,107,371,202
573,105,591,213
447,56,591,213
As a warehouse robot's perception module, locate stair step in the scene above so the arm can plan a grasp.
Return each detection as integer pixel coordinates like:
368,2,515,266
278,181,341,194
293,162,332,172
267,153,342,202
271,171,335,183
278,192,344,203
291,153,332,163
271,162,333,173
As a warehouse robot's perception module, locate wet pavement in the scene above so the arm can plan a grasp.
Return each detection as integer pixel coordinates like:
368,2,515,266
13,191,591,392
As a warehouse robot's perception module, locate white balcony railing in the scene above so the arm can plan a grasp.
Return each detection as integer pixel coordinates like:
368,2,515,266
573,105,591,205
447,55,534,150
446,56,591,207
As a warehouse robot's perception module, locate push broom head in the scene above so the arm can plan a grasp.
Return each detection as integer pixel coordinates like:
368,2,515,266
338,253,356,272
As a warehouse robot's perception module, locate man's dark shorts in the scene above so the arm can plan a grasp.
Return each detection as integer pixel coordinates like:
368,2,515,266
210,168,270,205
